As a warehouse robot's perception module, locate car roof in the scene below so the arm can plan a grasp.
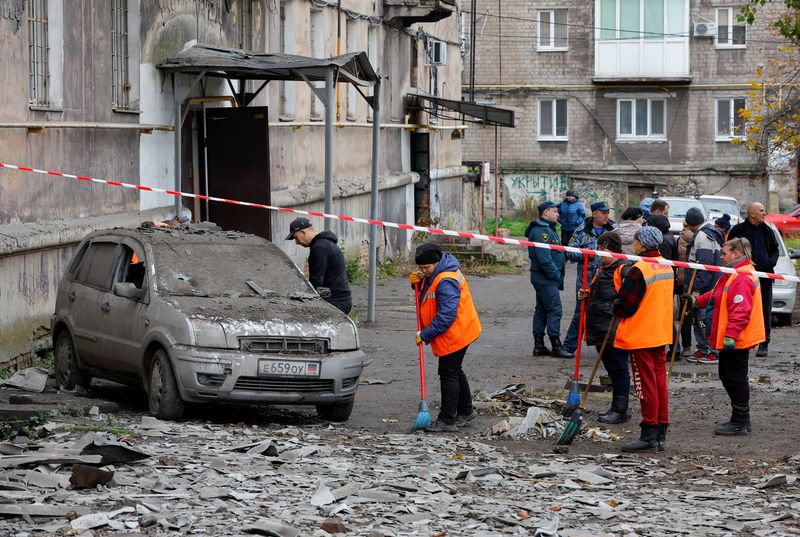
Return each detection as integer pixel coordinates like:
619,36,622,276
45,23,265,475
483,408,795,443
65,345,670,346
82,224,272,248
698,195,737,201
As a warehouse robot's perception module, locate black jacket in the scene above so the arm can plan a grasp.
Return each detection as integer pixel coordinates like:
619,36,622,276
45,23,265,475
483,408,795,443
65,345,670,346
585,260,632,346
308,231,352,313
728,220,779,273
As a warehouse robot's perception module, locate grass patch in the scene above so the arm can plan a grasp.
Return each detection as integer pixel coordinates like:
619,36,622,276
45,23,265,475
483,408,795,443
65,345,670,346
785,237,800,251
56,423,138,437
459,258,523,277
485,217,529,237
345,252,366,284
0,410,55,441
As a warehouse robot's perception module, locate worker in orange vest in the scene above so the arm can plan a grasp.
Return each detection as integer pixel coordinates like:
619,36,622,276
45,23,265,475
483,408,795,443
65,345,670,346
687,237,765,436
409,243,482,433
613,226,674,452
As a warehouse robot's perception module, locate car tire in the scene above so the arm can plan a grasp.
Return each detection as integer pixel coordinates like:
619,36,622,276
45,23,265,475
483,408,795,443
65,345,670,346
316,399,354,422
776,313,793,327
148,349,185,420
54,330,91,390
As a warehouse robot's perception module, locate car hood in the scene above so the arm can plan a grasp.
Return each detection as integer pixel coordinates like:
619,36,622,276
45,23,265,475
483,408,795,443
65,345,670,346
164,296,357,349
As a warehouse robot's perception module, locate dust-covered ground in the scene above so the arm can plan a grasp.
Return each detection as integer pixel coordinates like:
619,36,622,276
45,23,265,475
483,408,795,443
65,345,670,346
1,264,799,536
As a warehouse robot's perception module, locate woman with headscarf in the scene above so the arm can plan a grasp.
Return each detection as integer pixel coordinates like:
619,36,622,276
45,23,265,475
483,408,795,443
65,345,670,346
616,207,644,255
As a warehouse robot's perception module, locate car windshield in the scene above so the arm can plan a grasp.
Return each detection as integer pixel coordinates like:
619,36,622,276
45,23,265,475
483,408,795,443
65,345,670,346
665,199,705,219
152,241,314,298
701,198,738,215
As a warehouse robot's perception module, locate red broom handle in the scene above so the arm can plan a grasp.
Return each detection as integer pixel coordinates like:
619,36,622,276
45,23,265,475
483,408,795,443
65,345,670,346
414,283,427,400
573,254,589,379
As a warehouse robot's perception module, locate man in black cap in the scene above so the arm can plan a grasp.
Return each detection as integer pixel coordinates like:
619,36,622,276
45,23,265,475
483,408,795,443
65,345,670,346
286,217,352,314
525,200,571,358
409,243,481,432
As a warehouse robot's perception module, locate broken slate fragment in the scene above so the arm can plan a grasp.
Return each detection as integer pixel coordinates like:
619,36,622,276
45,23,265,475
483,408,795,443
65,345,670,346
79,438,150,464
310,482,336,507
756,474,787,489
244,519,301,537
320,516,347,534
0,367,49,393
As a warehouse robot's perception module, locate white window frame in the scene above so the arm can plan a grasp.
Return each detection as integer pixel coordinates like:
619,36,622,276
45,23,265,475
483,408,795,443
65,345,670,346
616,98,667,141
715,7,747,49
715,97,747,141
426,40,447,65
537,98,569,141
537,9,569,51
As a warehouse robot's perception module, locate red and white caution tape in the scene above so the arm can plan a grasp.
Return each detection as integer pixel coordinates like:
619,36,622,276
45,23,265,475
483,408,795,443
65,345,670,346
2,161,798,284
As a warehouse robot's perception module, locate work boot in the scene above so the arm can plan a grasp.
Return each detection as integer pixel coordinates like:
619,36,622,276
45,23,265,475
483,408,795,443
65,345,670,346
456,409,478,428
715,404,751,435
597,395,630,424
621,424,659,453
549,336,574,359
533,333,550,356
425,419,458,433
755,343,768,357
657,423,668,451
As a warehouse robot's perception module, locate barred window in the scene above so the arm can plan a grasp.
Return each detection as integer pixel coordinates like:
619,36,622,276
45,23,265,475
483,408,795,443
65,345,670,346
238,0,254,51
28,0,49,107
111,0,130,109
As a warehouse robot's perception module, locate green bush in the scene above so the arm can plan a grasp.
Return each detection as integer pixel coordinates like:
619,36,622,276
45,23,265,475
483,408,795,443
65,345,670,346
344,253,366,283
485,217,529,237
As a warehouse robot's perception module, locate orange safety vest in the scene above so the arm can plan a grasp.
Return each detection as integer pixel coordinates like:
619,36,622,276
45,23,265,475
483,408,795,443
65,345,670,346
714,265,766,350
419,270,482,357
614,260,674,350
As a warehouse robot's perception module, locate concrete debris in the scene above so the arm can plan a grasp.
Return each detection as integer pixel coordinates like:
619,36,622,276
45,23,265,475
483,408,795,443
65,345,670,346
0,413,798,536
0,367,49,393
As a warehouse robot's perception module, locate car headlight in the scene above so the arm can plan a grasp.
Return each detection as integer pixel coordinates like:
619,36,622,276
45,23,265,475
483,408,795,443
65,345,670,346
189,318,228,348
333,319,360,351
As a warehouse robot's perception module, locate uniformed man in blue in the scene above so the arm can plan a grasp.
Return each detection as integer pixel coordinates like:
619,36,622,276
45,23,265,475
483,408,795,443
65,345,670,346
525,200,572,358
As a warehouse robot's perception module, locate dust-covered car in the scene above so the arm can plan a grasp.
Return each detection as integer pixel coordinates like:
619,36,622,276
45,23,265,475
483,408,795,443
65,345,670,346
51,225,370,421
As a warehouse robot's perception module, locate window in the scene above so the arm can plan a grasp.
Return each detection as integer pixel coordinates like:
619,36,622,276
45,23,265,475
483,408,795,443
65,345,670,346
537,9,568,50
67,243,90,276
716,7,746,48
427,40,447,64
28,0,49,107
309,9,324,119
599,0,685,40
76,242,120,290
715,97,747,140
346,19,357,120
238,0,254,51
538,99,568,141
111,0,130,110
617,98,666,139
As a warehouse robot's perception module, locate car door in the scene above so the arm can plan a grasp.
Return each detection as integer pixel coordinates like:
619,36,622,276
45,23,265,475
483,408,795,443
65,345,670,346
99,240,149,376
70,240,121,367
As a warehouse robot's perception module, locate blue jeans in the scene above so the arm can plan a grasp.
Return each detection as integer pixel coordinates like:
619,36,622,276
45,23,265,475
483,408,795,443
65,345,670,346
563,293,582,352
532,279,563,337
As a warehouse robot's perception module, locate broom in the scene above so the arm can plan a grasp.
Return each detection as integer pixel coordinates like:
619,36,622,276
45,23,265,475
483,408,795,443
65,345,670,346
556,317,616,446
411,282,431,431
668,269,697,383
563,255,590,417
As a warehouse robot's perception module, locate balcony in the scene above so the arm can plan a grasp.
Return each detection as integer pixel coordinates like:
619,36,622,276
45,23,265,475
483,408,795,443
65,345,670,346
384,0,456,27
594,0,691,82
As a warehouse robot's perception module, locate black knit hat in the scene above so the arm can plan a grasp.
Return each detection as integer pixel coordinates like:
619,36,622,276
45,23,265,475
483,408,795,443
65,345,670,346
415,243,443,265
715,213,732,231
685,207,705,226
621,207,643,221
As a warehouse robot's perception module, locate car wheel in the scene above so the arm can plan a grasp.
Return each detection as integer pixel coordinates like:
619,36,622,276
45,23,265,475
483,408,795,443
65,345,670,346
54,331,91,390
148,349,185,420
316,399,354,422
776,313,793,327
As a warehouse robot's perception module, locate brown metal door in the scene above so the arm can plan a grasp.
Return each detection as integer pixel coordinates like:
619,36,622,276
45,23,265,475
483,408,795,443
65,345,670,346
204,106,271,239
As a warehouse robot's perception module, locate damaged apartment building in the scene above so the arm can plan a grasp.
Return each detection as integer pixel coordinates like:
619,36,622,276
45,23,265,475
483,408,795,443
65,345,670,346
462,0,798,218
0,0,468,365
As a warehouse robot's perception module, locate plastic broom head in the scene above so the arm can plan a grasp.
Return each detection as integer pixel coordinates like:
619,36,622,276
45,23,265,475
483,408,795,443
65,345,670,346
411,399,431,431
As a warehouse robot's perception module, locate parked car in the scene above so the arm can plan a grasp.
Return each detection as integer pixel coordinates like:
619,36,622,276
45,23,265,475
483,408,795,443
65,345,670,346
698,195,741,227
659,197,709,235
51,225,371,421
768,222,799,326
765,204,800,237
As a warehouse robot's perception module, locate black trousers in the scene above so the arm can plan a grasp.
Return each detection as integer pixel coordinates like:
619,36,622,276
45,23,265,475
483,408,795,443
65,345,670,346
760,277,772,343
598,345,630,400
718,348,750,409
437,345,473,424
561,229,574,246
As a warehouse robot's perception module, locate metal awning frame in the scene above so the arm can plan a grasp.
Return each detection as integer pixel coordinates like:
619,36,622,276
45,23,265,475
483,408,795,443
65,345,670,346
408,93,517,128
161,45,383,321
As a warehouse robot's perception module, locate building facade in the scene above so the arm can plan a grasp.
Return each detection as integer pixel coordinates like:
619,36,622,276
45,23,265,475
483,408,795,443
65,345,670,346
462,0,797,219
0,0,467,365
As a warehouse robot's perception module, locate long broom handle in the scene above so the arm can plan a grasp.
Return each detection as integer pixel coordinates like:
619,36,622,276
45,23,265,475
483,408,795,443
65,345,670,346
573,254,590,379
580,315,616,408
414,283,427,400
667,269,697,383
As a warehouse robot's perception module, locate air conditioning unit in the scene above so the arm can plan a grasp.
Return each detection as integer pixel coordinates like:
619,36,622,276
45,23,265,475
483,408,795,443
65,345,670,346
694,22,717,37
428,40,447,65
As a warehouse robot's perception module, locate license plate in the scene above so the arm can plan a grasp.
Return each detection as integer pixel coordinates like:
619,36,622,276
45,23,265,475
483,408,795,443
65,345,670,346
258,360,320,377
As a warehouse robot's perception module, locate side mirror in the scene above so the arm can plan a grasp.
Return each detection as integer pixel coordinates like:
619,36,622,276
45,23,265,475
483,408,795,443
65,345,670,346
113,282,147,301
790,249,800,260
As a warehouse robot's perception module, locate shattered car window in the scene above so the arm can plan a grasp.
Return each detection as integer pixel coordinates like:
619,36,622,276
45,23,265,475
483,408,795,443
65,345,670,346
152,240,313,298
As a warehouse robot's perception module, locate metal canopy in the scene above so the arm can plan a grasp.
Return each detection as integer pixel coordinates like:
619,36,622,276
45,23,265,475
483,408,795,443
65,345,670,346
408,93,517,127
158,44,379,86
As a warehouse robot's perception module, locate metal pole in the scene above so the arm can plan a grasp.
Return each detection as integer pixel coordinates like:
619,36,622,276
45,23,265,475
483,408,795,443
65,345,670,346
494,124,499,235
173,74,182,217
336,0,341,121
469,0,477,102
367,81,381,323
324,68,335,231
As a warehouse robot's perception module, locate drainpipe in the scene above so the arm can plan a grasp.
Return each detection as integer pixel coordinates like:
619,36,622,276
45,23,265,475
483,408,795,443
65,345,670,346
367,80,381,323
324,67,335,231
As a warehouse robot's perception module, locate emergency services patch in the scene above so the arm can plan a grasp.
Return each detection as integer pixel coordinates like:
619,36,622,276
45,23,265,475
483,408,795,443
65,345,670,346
733,294,744,304
542,233,549,241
